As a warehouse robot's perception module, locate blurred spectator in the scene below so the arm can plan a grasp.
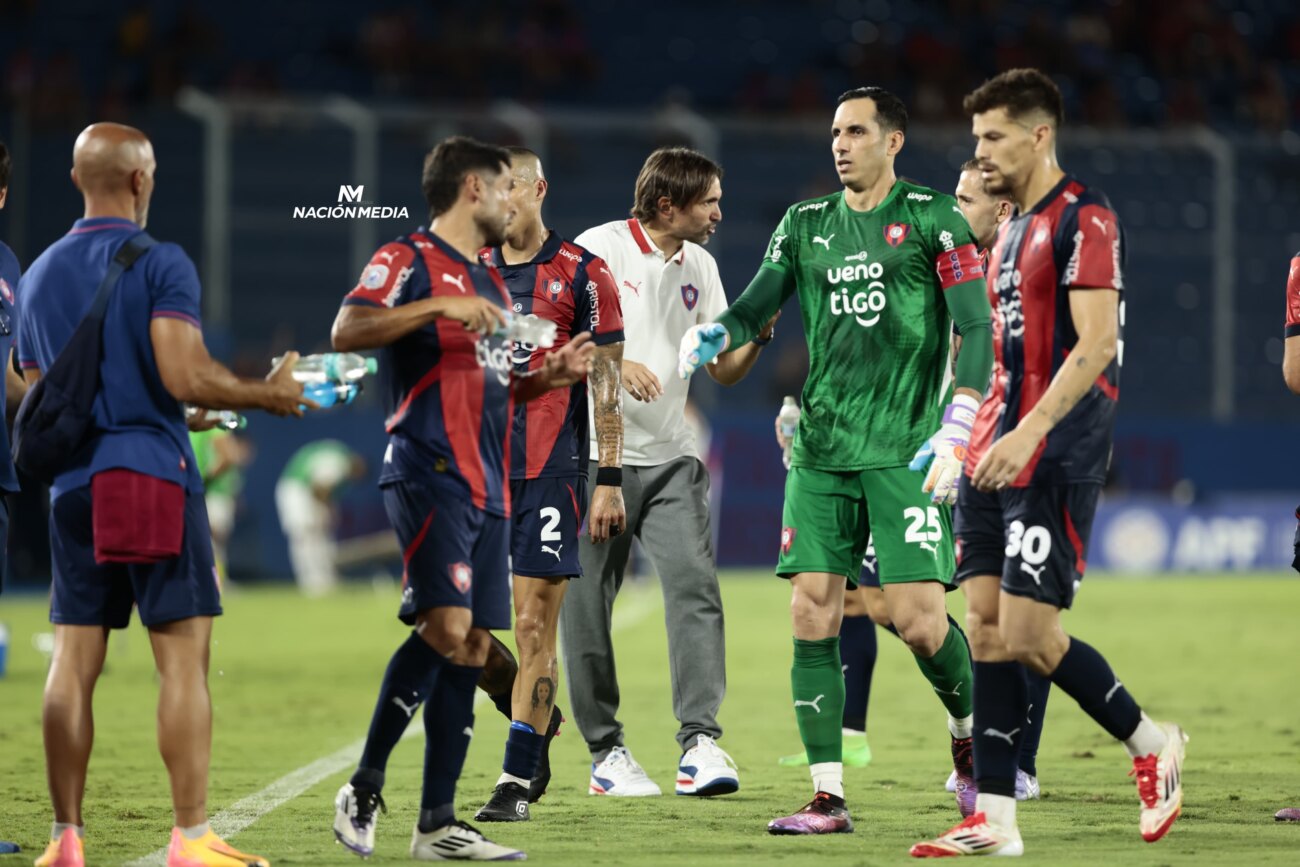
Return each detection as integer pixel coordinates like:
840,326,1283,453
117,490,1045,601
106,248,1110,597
275,439,366,597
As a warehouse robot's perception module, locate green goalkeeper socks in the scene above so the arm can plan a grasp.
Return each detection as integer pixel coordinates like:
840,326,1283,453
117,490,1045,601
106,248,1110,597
791,637,845,765
914,621,974,719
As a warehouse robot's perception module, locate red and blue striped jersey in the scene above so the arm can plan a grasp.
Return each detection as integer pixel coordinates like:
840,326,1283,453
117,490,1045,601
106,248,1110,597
968,176,1125,487
481,232,624,480
344,229,514,516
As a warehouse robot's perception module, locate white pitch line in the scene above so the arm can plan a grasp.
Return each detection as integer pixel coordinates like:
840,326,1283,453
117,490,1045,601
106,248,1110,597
126,583,662,866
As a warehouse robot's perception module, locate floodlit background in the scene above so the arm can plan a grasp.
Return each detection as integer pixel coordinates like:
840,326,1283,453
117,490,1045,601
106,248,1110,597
0,0,1298,581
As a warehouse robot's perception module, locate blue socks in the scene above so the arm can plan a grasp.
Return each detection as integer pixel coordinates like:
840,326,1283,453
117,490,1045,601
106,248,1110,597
839,615,877,732
972,660,1029,798
418,661,481,831
354,632,445,789
1048,636,1142,742
503,721,545,781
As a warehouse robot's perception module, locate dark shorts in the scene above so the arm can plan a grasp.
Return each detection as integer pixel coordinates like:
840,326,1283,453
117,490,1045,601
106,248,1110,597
383,479,510,630
49,486,221,628
953,474,1101,609
857,538,881,588
510,475,586,579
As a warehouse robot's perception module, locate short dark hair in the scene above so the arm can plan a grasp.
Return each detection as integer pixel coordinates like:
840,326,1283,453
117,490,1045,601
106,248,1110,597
630,147,722,224
421,136,511,219
837,86,908,134
0,139,9,191
962,68,1064,128
960,158,981,172
504,145,540,162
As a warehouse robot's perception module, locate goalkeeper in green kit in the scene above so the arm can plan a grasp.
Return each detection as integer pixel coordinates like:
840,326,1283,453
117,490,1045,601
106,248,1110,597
678,87,994,835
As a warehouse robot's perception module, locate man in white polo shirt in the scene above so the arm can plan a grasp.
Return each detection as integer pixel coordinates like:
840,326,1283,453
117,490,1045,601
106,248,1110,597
561,147,774,798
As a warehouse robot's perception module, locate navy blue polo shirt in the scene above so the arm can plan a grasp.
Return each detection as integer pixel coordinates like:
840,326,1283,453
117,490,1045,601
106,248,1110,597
0,240,20,493
17,218,204,499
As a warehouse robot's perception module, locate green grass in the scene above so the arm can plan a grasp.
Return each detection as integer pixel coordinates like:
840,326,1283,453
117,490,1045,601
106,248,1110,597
2,573,1299,864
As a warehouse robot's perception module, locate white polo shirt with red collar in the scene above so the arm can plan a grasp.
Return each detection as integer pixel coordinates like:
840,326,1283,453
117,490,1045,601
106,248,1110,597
574,218,728,467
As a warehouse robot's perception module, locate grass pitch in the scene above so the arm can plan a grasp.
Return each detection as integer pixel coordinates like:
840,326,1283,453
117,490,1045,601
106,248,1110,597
1,573,1299,865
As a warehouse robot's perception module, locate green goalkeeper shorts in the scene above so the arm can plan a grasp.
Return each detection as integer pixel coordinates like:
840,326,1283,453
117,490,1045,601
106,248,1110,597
777,465,955,588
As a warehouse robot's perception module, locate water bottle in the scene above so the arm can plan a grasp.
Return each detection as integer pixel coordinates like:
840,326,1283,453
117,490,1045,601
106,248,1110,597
273,352,379,384
185,405,247,431
778,395,800,470
0,622,9,679
302,380,361,411
503,312,557,349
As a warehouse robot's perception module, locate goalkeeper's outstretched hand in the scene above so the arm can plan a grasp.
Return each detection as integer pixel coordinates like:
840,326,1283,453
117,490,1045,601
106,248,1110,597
909,393,979,505
678,323,730,379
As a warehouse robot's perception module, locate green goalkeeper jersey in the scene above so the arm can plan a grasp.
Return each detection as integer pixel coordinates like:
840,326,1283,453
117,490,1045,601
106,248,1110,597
719,179,991,472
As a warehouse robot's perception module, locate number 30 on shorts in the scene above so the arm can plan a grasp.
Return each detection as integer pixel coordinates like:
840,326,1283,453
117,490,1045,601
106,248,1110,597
1005,520,1051,565
904,506,943,546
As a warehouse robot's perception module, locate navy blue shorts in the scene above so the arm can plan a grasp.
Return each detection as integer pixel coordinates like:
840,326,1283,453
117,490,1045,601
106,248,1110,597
857,537,880,588
510,475,586,579
49,486,221,628
953,474,1101,609
383,479,510,630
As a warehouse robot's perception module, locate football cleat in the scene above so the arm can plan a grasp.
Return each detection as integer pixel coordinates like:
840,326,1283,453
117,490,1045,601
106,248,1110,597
779,732,872,768
166,828,269,867
676,734,740,796
767,792,854,835
1275,808,1300,821
410,820,524,861
952,736,977,817
1015,770,1040,801
474,782,530,822
1131,721,1188,843
34,829,83,867
527,705,564,803
334,783,386,858
589,746,661,796
910,812,1024,857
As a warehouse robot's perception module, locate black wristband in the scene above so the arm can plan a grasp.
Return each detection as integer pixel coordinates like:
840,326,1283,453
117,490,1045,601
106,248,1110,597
752,331,774,346
596,467,623,487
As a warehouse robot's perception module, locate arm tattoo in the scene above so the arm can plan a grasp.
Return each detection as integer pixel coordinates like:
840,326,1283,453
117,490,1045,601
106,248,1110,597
590,342,624,468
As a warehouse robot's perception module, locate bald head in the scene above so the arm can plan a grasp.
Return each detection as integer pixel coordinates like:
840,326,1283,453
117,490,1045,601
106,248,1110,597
505,146,544,182
72,123,157,227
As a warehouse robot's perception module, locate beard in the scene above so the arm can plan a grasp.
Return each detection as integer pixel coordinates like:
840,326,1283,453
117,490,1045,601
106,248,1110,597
983,169,1014,197
477,211,508,248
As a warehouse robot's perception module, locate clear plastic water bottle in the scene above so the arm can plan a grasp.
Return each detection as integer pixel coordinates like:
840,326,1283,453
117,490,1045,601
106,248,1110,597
778,395,800,470
302,381,361,410
0,622,9,679
503,312,557,349
273,352,379,384
184,405,247,431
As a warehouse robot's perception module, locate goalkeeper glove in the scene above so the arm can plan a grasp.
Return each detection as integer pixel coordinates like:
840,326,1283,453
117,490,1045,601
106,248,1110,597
678,323,730,379
909,393,980,505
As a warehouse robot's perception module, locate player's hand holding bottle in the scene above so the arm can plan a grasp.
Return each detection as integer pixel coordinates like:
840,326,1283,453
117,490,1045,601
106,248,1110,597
434,296,509,335
677,323,730,379
909,393,979,505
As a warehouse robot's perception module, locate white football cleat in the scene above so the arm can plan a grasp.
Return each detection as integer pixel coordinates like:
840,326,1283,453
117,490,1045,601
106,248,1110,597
1132,721,1188,843
1015,770,1040,801
676,734,740,796
589,746,661,796
910,812,1024,858
410,820,524,861
334,783,385,858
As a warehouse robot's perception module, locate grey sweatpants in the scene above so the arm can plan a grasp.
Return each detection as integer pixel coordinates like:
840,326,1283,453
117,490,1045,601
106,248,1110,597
560,457,726,759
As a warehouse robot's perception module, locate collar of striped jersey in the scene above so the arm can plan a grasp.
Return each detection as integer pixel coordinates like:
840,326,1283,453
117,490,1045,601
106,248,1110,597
418,227,475,264
626,218,685,265
1024,173,1076,216
484,229,564,268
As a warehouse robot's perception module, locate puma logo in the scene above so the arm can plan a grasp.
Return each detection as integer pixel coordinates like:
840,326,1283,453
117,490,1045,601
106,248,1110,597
1020,562,1045,584
1091,215,1108,233
377,249,399,264
812,234,835,250
934,682,962,697
442,273,468,293
983,726,1021,746
622,280,641,297
542,544,563,561
392,696,419,718
1104,678,1123,702
794,694,825,714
